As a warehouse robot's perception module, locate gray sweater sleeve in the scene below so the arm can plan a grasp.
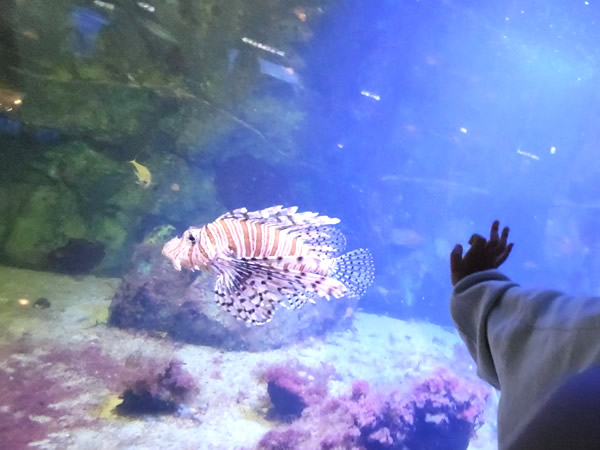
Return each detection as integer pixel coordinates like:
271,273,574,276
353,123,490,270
450,269,600,447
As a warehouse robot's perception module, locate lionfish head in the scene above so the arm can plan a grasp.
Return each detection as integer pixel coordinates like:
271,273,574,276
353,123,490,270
161,227,201,271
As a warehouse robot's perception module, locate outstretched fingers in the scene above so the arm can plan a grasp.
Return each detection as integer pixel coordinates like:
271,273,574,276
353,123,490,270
495,242,514,267
450,244,464,285
500,225,510,246
450,244,463,269
451,222,514,285
490,220,500,241
488,221,510,254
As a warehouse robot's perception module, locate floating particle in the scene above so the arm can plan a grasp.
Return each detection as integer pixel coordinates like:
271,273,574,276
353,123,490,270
241,37,285,57
137,2,155,12
517,149,540,160
360,90,381,101
93,0,115,10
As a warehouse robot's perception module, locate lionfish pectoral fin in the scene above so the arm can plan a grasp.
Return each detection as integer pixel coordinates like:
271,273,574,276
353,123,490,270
212,257,352,325
230,258,348,300
280,291,319,310
213,262,281,325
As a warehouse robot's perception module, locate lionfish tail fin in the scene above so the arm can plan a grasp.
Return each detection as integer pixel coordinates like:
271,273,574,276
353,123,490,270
330,248,375,298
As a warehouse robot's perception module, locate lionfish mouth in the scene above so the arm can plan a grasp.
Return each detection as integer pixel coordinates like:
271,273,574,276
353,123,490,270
161,237,184,271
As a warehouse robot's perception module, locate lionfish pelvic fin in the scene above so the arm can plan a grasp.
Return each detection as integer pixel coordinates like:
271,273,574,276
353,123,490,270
279,291,318,310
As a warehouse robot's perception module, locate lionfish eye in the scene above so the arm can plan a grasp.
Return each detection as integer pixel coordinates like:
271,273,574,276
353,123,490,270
187,234,196,243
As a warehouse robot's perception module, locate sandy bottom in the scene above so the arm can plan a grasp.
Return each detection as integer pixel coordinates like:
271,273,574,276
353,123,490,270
0,265,497,449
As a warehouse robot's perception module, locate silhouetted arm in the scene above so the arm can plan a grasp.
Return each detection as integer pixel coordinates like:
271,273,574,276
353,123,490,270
451,270,600,448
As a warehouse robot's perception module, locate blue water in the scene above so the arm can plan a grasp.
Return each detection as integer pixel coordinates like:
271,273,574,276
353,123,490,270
297,0,600,319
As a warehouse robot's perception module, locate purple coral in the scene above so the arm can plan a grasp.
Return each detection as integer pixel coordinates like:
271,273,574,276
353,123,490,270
257,428,311,450
348,370,489,450
351,379,371,400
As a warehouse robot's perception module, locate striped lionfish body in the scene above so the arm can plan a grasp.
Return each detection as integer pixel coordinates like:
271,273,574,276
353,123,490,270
161,206,375,325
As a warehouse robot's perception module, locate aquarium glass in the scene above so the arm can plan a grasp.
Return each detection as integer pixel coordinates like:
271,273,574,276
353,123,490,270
1,1,599,449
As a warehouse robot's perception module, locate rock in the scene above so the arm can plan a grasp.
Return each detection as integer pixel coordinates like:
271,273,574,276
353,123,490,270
48,238,105,275
267,381,307,420
33,297,51,309
116,359,197,416
90,215,133,275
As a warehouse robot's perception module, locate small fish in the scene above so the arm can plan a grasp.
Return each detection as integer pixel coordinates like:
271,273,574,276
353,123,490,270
162,206,375,325
293,7,308,22
129,159,152,188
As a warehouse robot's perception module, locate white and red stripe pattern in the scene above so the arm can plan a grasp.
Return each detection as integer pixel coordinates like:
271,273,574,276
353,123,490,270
162,206,374,325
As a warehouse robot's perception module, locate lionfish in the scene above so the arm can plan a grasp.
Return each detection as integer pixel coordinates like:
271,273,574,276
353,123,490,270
161,206,375,325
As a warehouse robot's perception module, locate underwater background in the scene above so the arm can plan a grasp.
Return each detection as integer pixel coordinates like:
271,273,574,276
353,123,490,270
1,0,599,448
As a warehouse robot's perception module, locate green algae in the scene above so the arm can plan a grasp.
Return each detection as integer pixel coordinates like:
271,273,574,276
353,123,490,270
4,185,86,266
144,225,176,245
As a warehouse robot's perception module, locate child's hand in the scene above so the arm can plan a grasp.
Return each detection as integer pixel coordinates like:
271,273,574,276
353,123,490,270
450,220,514,286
